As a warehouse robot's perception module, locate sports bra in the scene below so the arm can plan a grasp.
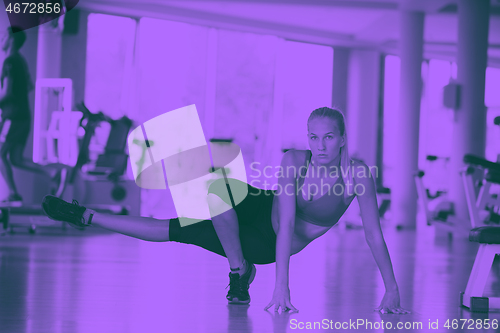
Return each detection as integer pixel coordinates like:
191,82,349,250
295,150,355,227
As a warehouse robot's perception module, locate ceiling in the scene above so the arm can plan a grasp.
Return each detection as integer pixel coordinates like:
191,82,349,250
77,0,500,67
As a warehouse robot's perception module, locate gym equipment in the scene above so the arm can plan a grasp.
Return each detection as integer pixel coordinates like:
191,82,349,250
377,186,391,219
0,205,64,234
0,79,78,233
33,78,81,166
415,155,454,227
460,118,500,312
460,117,500,228
415,170,460,233
60,102,133,215
460,226,500,312
462,154,500,228
344,185,392,229
2,101,133,233
415,154,500,234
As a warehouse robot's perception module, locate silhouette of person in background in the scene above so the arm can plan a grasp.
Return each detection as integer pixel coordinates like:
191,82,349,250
0,26,65,206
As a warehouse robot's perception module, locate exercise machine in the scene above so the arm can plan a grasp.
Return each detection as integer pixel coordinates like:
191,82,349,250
462,154,500,227
415,155,500,235
461,226,500,312
376,186,391,220
0,79,78,233
460,117,500,312
462,116,500,227
60,102,134,215
1,102,134,233
416,116,500,233
415,155,454,227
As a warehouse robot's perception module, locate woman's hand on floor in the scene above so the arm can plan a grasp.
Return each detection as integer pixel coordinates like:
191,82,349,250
264,286,298,313
375,289,411,314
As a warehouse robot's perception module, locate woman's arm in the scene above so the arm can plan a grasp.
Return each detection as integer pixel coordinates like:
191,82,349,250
265,150,298,313
353,160,410,314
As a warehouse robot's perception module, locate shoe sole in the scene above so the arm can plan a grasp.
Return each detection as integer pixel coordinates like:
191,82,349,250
228,264,256,305
228,298,251,304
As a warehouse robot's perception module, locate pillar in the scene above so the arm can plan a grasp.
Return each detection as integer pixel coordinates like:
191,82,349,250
61,10,89,107
391,10,424,229
448,0,490,226
332,47,349,112
346,49,380,169
36,19,63,79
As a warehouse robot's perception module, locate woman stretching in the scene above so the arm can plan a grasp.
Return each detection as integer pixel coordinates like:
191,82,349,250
42,107,410,314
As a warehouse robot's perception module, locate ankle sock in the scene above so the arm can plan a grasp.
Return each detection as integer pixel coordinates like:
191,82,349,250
230,259,248,276
82,208,95,225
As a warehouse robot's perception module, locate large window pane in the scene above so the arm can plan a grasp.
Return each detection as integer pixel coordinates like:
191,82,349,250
85,14,136,119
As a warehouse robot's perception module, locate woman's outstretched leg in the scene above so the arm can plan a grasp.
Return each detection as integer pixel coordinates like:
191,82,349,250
42,195,170,242
42,193,257,303
91,213,170,242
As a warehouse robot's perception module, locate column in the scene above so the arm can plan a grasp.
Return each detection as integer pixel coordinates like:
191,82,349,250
332,47,349,112
61,10,89,108
346,49,381,168
36,19,63,79
391,10,424,229
448,0,490,226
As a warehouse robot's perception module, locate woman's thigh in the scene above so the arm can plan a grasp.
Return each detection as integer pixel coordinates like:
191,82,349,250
169,183,277,264
169,218,276,265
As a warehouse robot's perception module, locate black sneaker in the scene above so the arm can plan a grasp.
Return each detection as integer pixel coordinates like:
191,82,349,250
226,261,256,304
42,195,92,230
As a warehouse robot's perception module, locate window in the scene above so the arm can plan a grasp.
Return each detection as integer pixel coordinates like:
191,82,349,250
85,14,136,120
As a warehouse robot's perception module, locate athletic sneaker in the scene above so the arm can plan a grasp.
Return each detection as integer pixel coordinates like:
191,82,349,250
226,261,257,304
42,195,93,230
0,193,23,207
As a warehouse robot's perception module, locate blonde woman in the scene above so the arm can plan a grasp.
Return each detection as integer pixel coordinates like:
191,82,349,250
42,107,409,314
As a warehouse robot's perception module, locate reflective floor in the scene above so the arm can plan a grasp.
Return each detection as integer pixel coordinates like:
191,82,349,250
1,222,500,333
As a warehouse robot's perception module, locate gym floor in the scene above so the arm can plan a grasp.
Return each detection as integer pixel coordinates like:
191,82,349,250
1,224,499,333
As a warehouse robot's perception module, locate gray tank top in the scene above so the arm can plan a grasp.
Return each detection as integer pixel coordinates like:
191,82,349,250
295,150,355,227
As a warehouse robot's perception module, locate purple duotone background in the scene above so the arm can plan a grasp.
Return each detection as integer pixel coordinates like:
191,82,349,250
1,1,500,332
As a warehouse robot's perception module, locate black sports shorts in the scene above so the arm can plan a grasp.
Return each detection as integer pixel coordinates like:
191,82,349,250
169,184,277,265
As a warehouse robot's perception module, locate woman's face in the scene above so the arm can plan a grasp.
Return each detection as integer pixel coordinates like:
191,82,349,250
307,117,344,165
